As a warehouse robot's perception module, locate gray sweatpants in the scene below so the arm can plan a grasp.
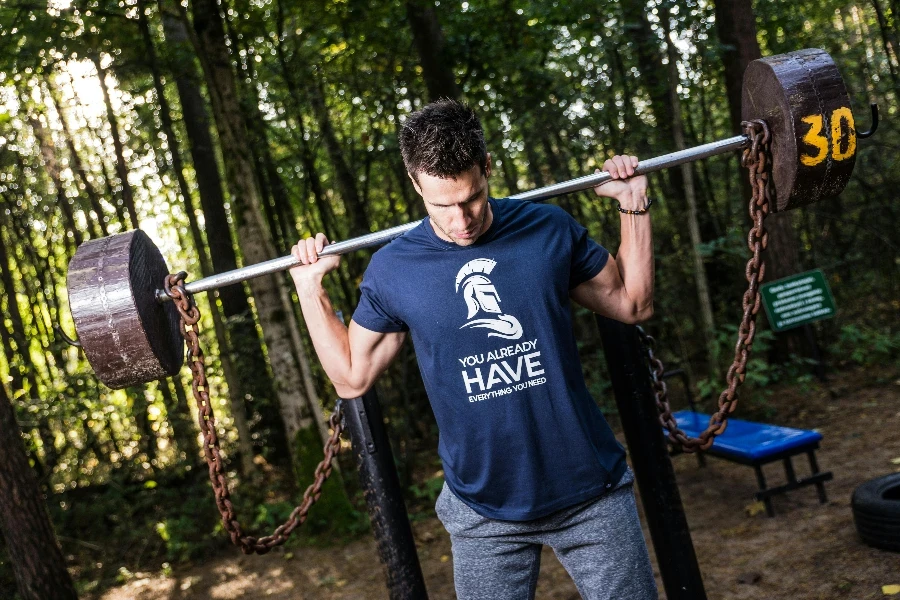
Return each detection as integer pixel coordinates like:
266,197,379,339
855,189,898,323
434,469,658,600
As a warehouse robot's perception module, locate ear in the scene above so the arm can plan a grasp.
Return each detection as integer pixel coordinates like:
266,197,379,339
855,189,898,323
407,171,423,196
485,152,493,178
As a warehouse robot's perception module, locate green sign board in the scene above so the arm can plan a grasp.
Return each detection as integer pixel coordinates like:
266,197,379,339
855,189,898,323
760,269,836,332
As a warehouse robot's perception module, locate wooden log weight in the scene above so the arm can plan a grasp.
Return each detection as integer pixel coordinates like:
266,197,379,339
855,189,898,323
66,230,184,389
742,48,857,212
63,48,868,389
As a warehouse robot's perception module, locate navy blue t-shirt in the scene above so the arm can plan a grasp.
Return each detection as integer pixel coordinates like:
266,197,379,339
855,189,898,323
352,197,627,520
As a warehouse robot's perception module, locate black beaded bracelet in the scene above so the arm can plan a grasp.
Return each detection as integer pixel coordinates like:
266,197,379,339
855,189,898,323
617,197,653,215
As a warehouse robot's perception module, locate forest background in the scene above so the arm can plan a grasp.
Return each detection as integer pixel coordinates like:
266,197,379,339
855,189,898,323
0,0,898,596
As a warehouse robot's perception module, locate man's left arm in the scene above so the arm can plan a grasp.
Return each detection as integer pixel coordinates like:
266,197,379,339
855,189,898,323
570,154,654,324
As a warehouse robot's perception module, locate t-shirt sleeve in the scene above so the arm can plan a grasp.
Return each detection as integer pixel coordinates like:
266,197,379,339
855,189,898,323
352,260,409,333
567,214,610,289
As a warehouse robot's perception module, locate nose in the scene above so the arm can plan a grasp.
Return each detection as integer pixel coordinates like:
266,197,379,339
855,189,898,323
450,205,472,230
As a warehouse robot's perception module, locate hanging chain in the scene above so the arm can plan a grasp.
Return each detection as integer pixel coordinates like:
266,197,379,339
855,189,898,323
642,119,772,452
163,272,345,555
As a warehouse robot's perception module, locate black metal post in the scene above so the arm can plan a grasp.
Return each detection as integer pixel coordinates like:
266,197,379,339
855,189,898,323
342,389,429,600
595,316,707,600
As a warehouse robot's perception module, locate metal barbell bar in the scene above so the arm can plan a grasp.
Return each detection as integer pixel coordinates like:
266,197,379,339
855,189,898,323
157,134,750,303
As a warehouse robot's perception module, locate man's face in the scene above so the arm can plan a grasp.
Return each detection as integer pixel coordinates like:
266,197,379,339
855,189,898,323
410,155,492,247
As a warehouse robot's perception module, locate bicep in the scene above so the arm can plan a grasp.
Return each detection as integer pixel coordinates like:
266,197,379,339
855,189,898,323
348,320,407,388
569,255,632,322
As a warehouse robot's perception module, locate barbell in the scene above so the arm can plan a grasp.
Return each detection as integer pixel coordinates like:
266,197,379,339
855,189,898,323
65,48,871,389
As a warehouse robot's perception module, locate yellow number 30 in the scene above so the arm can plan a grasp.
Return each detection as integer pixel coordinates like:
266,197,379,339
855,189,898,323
800,107,856,166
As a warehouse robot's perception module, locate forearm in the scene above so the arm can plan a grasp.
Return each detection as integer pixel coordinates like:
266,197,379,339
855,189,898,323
294,280,359,394
615,199,654,320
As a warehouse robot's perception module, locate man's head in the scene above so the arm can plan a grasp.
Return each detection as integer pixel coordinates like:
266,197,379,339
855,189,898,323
399,100,492,246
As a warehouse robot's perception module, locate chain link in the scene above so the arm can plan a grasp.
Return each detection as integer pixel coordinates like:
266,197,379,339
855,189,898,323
163,272,344,554
642,119,771,452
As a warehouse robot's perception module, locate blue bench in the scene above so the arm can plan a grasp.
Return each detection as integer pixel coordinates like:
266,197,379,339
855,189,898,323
664,371,833,517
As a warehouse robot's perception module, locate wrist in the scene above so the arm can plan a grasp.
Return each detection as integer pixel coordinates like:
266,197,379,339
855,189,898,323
617,195,652,215
292,274,326,297
615,190,647,210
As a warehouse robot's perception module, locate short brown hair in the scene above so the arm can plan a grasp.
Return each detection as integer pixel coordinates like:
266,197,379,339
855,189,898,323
399,99,487,180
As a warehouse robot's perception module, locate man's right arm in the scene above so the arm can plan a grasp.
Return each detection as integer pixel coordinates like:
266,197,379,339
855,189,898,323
291,234,406,399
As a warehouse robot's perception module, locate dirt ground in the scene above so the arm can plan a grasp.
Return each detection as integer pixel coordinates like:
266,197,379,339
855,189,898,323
95,370,900,600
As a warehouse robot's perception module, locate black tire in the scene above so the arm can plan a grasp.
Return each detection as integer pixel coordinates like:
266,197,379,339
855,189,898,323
852,473,900,552
854,519,900,540
854,506,900,526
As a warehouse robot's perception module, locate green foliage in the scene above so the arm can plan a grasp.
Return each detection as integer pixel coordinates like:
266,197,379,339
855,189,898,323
156,512,222,563
829,324,900,368
289,425,366,539
692,324,827,419
409,473,445,505
696,227,752,261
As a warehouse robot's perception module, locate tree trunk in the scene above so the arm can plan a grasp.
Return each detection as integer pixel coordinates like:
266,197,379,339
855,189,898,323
713,0,762,131
224,26,298,256
0,201,58,476
302,72,369,291
157,379,195,462
406,0,460,101
212,33,332,441
539,133,580,217
273,0,340,241
92,56,139,230
46,82,108,239
138,0,255,474
25,113,83,249
662,6,719,379
870,0,900,88
245,90,294,255
231,1,337,451
306,74,371,239
521,129,547,187
159,0,287,460
0,223,58,474
714,0,809,358
493,141,521,195
620,0,688,207
609,45,639,152
0,384,78,600
136,386,158,464
189,0,323,459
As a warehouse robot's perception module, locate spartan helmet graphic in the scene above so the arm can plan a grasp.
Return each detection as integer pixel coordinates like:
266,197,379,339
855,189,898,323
455,259,523,340
460,274,502,317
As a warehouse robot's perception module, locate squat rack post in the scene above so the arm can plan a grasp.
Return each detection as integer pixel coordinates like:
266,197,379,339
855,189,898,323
595,316,707,600
341,389,429,600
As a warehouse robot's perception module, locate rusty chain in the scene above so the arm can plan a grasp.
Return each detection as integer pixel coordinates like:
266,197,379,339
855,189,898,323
642,119,772,452
163,272,344,555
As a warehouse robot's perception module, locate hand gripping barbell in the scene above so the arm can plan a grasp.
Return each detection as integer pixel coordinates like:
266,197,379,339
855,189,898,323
65,48,874,389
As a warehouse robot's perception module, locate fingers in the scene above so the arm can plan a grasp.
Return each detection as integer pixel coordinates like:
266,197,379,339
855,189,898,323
291,242,306,265
603,155,639,178
305,236,319,263
315,232,328,254
292,234,330,265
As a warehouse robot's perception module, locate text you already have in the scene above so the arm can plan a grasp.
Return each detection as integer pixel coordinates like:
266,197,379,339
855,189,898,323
458,339,548,402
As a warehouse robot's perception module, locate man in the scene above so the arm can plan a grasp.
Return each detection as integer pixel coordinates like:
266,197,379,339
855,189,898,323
290,100,657,599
